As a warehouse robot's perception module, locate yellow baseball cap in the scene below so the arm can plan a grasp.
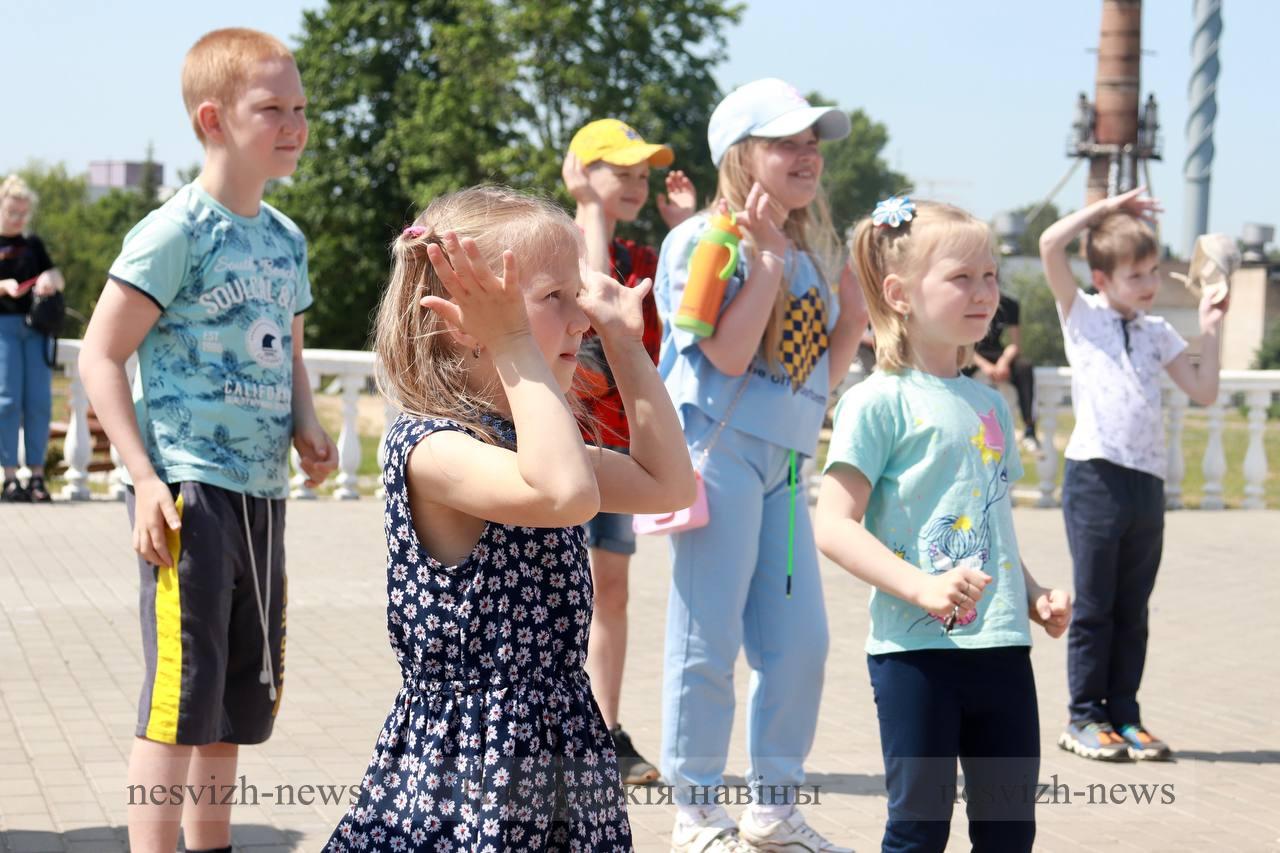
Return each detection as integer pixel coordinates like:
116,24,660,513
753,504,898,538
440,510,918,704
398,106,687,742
568,119,675,168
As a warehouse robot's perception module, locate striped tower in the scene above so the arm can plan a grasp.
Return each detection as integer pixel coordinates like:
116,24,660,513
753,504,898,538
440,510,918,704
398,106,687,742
1184,0,1222,254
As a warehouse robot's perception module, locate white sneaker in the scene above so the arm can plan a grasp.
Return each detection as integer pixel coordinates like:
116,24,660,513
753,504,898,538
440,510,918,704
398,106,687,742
1020,435,1041,454
671,810,756,853
738,808,853,853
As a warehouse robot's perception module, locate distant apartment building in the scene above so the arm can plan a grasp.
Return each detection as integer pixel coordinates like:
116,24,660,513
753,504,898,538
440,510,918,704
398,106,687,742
87,160,175,202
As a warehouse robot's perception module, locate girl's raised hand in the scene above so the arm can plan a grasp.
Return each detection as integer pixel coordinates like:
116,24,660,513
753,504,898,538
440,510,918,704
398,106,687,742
657,170,697,229
578,259,648,345
733,183,787,257
916,567,991,622
420,231,530,351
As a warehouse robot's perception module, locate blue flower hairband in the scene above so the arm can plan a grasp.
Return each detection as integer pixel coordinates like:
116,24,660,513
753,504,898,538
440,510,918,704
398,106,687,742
873,196,916,229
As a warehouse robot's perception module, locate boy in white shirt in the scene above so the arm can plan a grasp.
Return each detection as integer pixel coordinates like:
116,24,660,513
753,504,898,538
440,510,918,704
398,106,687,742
1039,187,1227,762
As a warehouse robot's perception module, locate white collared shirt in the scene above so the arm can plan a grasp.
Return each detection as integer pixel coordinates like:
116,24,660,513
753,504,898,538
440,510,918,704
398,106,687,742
1058,291,1187,479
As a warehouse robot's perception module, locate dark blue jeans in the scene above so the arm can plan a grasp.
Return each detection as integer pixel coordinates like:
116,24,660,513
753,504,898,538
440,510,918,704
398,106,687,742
868,647,1038,853
1062,458,1164,727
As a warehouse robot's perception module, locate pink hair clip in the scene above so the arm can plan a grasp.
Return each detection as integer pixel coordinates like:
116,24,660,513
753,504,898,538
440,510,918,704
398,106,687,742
402,225,427,239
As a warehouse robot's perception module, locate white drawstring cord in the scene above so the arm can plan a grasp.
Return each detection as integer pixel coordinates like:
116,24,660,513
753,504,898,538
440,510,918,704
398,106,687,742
241,494,277,702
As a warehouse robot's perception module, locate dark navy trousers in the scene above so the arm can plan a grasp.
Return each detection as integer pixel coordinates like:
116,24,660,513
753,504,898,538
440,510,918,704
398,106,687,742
868,647,1039,853
1062,458,1164,727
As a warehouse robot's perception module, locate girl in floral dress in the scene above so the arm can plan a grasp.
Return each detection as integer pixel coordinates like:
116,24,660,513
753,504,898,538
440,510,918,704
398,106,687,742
325,186,695,852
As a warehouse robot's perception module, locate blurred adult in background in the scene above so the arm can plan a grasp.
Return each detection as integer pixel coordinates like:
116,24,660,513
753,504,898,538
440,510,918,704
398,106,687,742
0,174,64,502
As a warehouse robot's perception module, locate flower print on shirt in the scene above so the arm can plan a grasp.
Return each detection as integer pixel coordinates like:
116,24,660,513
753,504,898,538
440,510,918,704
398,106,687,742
911,408,1011,634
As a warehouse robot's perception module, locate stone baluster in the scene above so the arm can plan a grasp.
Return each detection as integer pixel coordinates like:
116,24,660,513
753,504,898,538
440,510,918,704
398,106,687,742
108,445,128,501
1035,382,1062,508
107,355,139,501
60,362,92,501
1199,391,1228,510
1242,390,1271,509
333,373,362,500
1164,389,1188,510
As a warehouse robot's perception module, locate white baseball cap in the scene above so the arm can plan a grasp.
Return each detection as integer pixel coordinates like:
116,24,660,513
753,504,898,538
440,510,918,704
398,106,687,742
708,78,851,166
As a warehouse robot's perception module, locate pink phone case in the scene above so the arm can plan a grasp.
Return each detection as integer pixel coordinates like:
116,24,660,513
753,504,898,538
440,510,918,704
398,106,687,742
632,472,709,536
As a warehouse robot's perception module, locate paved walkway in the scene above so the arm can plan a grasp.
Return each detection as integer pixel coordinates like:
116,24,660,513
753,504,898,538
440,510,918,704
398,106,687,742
2,501,1278,852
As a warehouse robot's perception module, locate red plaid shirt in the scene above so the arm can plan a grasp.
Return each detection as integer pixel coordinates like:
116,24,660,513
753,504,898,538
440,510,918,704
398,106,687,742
577,239,661,448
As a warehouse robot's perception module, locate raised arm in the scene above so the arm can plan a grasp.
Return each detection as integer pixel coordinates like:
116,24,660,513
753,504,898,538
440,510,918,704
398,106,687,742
412,234,600,528
1038,187,1161,316
1164,291,1227,406
579,268,696,514
563,153,610,277
696,185,788,376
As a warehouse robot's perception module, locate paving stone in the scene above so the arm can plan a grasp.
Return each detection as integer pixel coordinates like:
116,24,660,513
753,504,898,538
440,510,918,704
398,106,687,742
2,501,1278,851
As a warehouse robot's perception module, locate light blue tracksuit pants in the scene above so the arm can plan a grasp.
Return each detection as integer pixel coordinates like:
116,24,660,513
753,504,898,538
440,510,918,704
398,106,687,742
660,407,829,806
0,314,54,470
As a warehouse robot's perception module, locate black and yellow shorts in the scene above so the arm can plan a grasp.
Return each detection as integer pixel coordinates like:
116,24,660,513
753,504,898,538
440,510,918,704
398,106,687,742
127,481,286,746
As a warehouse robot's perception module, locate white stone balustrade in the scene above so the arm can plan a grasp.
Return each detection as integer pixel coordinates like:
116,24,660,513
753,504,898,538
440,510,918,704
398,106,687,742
1030,367,1280,509
53,341,384,501
47,341,1280,507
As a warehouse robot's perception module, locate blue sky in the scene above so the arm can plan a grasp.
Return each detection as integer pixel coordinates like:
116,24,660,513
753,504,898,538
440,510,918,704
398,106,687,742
7,1,1276,256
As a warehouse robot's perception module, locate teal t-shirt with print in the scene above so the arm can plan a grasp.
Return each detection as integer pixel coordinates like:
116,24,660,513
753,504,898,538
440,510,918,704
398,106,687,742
824,370,1032,654
108,182,312,498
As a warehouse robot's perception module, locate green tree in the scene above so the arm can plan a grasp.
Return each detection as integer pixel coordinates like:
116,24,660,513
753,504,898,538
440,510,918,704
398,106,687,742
1006,201,1073,258
17,156,164,335
816,106,909,234
269,1,512,350
503,1,739,242
138,143,163,207
1002,269,1066,366
1255,318,1280,370
272,0,740,350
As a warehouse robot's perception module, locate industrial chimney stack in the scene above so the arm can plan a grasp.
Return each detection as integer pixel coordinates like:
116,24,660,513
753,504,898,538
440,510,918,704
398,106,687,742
1066,1,1161,208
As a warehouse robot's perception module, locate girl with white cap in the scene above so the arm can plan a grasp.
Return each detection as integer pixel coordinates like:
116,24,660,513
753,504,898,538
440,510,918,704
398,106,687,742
654,78,867,852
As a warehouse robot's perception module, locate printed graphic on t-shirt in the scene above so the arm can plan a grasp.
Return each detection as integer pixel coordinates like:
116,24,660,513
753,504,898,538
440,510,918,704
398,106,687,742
913,407,1011,634
109,183,310,497
779,286,830,390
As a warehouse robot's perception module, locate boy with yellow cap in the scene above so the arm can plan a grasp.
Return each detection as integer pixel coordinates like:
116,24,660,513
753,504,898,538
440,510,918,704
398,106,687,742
562,117,695,785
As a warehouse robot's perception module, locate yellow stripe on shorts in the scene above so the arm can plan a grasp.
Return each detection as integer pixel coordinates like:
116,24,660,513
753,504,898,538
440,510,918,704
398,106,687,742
145,493,185,743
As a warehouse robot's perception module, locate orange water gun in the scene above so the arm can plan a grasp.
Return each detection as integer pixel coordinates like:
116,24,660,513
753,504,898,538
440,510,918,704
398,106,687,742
673,211,744,338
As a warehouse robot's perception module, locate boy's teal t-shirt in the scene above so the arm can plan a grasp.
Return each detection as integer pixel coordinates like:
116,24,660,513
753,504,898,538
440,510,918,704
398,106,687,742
824,370,1032,654
108,182,312,498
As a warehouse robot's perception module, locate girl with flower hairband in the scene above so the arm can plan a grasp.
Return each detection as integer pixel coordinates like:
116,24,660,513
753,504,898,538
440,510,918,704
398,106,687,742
814,196,1071,852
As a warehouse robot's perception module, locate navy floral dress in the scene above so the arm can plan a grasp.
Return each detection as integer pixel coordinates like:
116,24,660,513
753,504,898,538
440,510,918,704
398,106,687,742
326,414,633,852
